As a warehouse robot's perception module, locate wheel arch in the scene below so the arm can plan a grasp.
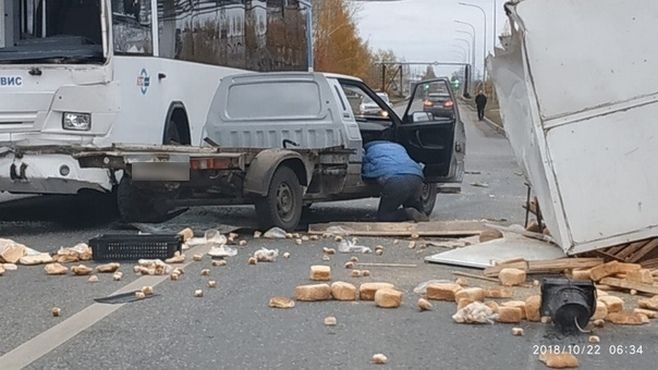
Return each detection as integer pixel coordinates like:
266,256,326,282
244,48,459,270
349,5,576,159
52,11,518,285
163,101,191,145
244,149,311,197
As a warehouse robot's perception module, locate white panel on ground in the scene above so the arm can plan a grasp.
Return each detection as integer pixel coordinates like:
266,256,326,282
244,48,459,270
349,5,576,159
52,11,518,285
424,233,565,269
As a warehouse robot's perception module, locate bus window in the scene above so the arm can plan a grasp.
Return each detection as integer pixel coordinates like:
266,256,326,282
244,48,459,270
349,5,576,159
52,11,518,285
111,0,152,55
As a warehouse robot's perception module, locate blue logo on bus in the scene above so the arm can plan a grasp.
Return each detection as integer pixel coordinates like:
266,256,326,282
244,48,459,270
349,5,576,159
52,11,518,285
0,76,23,87
137,68,150,95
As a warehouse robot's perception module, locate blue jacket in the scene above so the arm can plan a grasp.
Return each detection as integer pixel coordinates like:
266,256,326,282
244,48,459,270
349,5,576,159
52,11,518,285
362,141,424,180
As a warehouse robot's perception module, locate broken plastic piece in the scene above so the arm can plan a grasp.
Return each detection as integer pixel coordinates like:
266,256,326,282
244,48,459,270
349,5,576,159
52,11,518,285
540,277,596,334
337,239,371,254
263,227,287,239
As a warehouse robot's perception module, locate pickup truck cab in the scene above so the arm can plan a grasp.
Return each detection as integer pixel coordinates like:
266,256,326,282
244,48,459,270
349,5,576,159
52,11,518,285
76,72,465,229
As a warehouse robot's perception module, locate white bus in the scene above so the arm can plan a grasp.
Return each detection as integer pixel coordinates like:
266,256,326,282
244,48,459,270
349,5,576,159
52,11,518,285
0,0,310,195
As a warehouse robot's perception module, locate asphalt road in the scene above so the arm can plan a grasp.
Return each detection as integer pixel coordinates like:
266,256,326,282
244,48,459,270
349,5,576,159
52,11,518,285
0,106,655,369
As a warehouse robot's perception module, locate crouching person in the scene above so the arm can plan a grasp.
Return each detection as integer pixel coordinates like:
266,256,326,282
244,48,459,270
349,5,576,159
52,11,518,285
362,140,429,222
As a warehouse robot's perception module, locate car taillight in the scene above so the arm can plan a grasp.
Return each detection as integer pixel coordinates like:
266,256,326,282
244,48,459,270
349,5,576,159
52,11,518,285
423,100,433,107
443,100,454,108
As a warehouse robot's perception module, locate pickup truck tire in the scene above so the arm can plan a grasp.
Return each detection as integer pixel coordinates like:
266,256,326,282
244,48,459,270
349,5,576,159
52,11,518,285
255,166,302,230
419,183,438,216
116,177,172,223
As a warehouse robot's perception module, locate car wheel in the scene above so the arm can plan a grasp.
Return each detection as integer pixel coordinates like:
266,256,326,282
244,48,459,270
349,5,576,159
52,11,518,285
255,166,303,231
419,182,438,216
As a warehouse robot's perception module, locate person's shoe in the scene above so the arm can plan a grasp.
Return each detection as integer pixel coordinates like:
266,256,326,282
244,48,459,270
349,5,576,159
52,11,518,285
404,208,429,222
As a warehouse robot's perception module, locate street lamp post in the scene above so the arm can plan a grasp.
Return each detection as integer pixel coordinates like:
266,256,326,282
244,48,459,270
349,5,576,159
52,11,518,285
459,2,487,82
455,37,474,94
456,30,475,72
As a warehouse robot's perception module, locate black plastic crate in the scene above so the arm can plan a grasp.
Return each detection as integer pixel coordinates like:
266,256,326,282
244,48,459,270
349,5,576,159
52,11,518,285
90,234,182,261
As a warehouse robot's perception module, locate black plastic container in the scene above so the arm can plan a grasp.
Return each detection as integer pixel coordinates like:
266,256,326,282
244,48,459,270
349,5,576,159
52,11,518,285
540,277,596,334
90,234,182,261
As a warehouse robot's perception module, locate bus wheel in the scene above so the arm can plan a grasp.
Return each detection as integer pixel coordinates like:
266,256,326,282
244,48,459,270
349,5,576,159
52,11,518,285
255,166,302,231
419,183,438,216
116,176,172,223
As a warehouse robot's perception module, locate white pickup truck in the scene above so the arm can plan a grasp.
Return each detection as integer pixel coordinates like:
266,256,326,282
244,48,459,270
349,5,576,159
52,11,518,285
62,72,465,229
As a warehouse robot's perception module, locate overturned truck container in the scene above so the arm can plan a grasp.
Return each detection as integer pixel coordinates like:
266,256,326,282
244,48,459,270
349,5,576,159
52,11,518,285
491,0,658,255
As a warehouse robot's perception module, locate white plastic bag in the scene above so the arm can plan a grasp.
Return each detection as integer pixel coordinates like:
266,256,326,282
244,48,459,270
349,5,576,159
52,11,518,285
263,227,287,239
254,248,279,262
207,245,238,258
337,239,371,254
452,302,497,324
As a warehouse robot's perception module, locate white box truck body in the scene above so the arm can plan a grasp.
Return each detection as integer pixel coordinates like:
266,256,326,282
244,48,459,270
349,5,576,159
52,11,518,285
491,0,658,254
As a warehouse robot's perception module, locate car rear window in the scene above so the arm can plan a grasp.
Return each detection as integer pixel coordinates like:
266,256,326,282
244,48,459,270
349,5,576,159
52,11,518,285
227,81,322,119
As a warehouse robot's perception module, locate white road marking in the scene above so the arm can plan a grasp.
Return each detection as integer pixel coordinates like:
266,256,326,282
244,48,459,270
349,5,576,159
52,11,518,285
0,244,211,370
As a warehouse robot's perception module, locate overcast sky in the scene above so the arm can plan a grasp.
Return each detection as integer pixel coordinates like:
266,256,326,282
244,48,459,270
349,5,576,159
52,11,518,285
354,0,508,77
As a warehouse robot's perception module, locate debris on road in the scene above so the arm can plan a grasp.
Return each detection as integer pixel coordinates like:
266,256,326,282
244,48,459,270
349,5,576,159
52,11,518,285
426,283,462,301
310,265,331,281
638,296,658,310
511,327,524,336
0,239,27,264
135,291,146,300
359,282,395,301
71,264,93,276
470,182,489,188
113,271,123,281
248,257,257,265
193,254,203,261
96,262,121,273
19,253,54,265
238,240,247,247
165,252,185,264
538,352,579,369
498,268,526,286
208,280,217,288
310,220,487,238
253,231,262,239
212,259,227,267
496,307,523,323
322,247,336,255
295,283,332,301
44,263,68,275
525,296,542,322
344,261,355,269
141,286,154,296
268,296,295,308
606,312,649,325
0,265,5,275
321,254,330,261
170,272,180,281
350,256,359,263
337,239,371,254
263,227,287,239
178,227,194,242
633,308,656,319
283,252,291,259
254,248,279,262
208,245,237,258
194,289,204,297
200,269,210,276
374,246,384,255
323,316,337,326
54,243,92,263
357,262,416,268
452,302,496,324
454,287,485,302
417,298,432,311
2,263,17,271
351,270,362,278
331,282,357,301
51,307,61,317
374,288,402,308
598,296,624,313
479,228,503,243
135,259,172,275
371,353,388,365
88,275,99,283
362,270,370,277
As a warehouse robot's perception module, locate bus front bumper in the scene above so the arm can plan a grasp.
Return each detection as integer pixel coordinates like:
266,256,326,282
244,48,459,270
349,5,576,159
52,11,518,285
0,152,113,194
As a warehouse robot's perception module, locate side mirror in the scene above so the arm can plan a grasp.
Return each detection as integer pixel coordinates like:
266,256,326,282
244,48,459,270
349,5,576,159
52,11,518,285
411,111,432,123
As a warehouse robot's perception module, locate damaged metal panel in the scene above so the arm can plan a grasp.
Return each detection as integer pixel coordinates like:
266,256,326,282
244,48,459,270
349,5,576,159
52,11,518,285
492,0,658,254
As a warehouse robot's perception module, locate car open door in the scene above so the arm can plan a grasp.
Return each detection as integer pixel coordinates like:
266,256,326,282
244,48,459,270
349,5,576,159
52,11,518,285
397,79,465,183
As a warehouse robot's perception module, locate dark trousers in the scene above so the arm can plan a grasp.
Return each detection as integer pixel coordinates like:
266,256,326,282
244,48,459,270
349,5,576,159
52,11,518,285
377,175,424,222
476,104,485,120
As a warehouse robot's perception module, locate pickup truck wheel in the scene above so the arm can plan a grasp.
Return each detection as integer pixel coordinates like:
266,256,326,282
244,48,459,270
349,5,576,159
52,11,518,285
116,177,172,223
255,166,302,230
419,183,438,216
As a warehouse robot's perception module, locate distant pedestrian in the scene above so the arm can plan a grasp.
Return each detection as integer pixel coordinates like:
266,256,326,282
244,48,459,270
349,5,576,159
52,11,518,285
475,90,487,121
362,140,429,222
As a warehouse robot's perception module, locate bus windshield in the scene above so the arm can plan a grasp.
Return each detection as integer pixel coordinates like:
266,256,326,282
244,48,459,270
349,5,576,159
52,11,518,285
0,0,105,64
